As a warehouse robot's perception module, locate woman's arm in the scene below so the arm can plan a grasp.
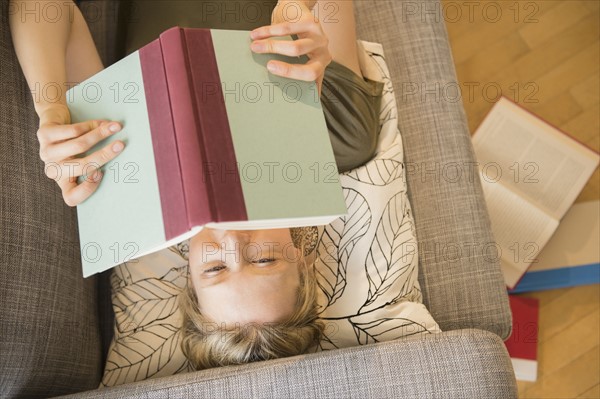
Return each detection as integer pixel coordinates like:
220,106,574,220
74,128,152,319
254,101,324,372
9,0,103,115
9,0,124,206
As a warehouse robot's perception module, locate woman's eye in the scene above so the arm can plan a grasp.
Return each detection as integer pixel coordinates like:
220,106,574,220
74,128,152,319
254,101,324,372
204,264,226,273
253,258,275,264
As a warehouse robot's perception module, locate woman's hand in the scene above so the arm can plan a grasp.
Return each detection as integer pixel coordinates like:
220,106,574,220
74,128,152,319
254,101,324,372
250,0,331,95
37,104,125,207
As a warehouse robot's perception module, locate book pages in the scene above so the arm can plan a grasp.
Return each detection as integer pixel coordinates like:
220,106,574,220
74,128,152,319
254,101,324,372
473,97,599,220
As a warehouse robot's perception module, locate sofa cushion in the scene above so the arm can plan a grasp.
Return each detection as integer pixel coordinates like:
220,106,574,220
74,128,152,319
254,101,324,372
0,0,102,397
99,39,440,388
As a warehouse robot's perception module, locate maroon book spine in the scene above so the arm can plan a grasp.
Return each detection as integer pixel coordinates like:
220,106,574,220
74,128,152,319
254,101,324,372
183,28,247,223
159,27,214,228
139,39,188,240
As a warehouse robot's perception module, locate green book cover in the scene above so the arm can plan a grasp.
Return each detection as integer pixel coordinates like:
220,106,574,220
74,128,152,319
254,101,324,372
67,28,346,277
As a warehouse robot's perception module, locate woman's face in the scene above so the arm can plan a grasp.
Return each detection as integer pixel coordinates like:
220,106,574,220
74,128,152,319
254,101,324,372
189,227,302,326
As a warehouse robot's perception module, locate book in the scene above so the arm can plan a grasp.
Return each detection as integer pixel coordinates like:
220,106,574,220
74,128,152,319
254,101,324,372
472,96,599,290
504,295,540,382
508,200,599,293
66,27,347,278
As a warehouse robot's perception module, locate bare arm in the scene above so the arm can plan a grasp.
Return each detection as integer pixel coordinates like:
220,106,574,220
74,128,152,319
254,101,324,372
9,0,123,206
9,0,103,117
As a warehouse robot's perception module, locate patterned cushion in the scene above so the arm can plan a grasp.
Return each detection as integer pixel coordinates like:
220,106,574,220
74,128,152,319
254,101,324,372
100,39,441,388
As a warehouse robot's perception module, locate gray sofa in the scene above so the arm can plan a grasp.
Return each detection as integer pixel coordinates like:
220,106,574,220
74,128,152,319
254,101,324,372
0,0,517,397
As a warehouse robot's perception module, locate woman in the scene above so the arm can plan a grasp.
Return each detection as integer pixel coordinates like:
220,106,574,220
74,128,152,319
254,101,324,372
10,0,383,369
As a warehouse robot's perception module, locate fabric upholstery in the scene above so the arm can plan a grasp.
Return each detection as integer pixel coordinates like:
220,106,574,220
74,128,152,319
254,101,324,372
58,329,518,399
0,0,102,396
353,0,512,339
0,0,516,397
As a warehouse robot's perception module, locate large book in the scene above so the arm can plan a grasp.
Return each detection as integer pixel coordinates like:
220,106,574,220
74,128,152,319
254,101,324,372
504,295,540,382
67,27,347,277
472,96,599,290
508,200,599,293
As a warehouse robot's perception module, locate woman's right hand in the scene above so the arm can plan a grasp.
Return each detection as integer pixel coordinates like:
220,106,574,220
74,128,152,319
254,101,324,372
37,104,125,207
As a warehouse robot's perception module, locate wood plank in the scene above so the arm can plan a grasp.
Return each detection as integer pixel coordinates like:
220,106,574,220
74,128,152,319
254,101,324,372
570,73,600,109
445,0,563,42
465,11,599,129
528,90,584,127
582,0,600,12
456,31,530,83
578,383,600,398
449,1,539,64
532,40,600,104
534,285,599,343
518,1,593,48
575,168,599,203
562,105,600,144
522,344,600,398
537,304,599,376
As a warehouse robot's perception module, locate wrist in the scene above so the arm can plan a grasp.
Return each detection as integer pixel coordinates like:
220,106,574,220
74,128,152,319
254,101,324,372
37,103,70,127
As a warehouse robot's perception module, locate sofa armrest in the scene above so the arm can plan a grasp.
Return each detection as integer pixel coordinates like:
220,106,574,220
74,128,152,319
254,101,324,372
353,0,512,339
56,329,517,398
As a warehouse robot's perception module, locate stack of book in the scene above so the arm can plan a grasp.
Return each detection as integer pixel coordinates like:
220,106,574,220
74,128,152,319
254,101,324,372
472,96,600,382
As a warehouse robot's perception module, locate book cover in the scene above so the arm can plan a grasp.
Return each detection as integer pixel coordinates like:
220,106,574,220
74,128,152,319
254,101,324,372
509,200,600,293
504,295,540,382
67,27,347,277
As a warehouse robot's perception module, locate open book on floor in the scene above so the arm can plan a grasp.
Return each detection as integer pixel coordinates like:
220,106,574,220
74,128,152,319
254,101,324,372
508,200,600,293
472,96,599,290
67,27,347,277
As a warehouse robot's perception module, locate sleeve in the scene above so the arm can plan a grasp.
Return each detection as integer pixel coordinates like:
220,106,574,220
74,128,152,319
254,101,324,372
320,60,384,173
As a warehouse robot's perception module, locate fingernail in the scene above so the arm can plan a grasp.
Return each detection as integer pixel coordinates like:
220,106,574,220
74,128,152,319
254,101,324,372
112,141,124,153
250,30,258,39
267,62,278,73
109,123,121,133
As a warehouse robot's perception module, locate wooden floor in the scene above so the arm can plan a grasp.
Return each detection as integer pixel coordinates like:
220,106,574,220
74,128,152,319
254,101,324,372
442,0,600,397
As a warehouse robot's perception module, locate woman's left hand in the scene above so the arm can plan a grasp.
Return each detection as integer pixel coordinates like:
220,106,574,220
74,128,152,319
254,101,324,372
250,1,332,95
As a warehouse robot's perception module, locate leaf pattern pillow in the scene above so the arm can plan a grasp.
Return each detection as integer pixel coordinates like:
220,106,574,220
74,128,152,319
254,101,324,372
100,39,441,388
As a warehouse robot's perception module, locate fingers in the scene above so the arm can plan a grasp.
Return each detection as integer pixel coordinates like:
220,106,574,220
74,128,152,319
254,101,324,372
57,170,104,207
251,19,321,40
267,58,328,82
38,119,102,145
250,17,332,84
40,121,121,163
251,37,323,58
44,139,125,181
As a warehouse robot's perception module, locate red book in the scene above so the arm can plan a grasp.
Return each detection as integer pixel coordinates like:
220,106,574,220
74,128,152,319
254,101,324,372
504,295,539,381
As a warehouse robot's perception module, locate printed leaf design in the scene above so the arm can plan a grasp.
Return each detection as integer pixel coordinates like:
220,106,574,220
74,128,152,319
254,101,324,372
113,279,181,332
101,324,185,387
168,240,189,261
345,159,404,186
362,192,418,313
105,263,189,385
316,188,371,307
350,316,433,345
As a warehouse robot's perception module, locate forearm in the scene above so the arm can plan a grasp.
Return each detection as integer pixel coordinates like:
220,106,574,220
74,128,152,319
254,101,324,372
274,0,318,20
9,0,73,115
9,0,102,118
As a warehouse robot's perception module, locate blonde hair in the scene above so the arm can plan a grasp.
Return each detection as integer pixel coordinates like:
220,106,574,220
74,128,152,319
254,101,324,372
178,241,323,370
